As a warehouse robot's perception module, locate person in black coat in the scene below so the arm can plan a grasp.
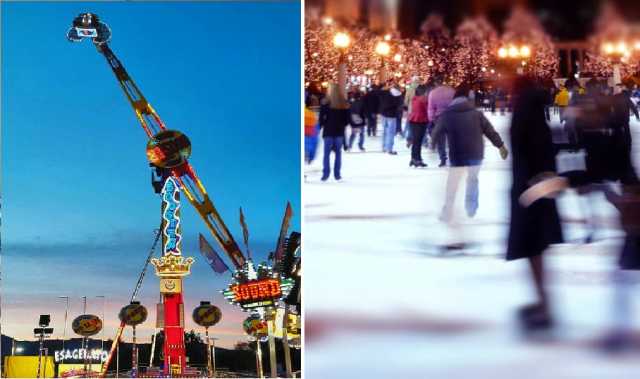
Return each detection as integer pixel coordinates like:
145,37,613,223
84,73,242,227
507,77,563,330
320,83,350,181
348,91,366,151
363,85,381,137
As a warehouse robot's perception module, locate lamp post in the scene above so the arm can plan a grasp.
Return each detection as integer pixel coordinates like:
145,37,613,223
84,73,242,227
375,40,391,83
96,296,106,354
601,41,632,90
332,31,350,95
58,296,70,364
497,44,531,75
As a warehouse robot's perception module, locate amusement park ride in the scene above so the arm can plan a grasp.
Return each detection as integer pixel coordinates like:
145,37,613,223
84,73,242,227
67,12,300,377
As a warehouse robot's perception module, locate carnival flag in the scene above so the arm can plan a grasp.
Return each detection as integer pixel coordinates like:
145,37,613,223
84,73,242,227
199,234,230,274
274,202,293,263
239,207,251,259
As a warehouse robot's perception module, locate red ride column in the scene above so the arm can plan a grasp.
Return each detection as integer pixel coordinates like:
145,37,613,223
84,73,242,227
163,292,186,375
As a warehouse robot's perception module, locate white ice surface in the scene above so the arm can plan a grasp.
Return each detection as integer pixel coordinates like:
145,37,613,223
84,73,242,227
304,112,640,378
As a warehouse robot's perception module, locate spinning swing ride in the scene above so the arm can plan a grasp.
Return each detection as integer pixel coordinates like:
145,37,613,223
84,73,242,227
67,12,248,377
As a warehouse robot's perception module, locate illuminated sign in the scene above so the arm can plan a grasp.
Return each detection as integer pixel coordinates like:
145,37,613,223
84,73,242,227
54,349,107,363
162,177,181,255
223,262,295,310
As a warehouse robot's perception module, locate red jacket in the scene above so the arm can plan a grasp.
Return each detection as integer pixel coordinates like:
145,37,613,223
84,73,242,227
409,95,429,123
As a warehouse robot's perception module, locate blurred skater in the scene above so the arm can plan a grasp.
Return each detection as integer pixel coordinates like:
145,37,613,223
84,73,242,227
319,60,350,181
348,90,366,152
428,79,455,166
432,83,508,249
407,84,429,167
508,77,564,330
379,82,404,155
304,96,320,164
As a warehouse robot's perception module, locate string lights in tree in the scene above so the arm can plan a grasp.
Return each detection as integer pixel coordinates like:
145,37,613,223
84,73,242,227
583,2,640,79
418,13,455,83
452,15,499,85
500,6,558,79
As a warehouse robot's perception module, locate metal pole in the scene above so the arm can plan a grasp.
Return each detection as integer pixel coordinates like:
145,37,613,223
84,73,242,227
149,330,156,368
116,341,119,378
36,331,44,379
58,296,70,364
267,318,277,378
132,325,138,377
205,328,212,377
282,308,292,378
82,296,88,376
211,338,217,378
96,296,105,352
255,340,264,379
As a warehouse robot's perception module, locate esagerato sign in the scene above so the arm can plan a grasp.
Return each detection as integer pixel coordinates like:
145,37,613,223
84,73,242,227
54,348,108,363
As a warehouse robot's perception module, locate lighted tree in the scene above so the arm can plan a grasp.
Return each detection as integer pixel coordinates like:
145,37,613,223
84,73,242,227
304,20,381,85
501,6,558,79
583,3,640,78
418,13,456,83
452,15,499,85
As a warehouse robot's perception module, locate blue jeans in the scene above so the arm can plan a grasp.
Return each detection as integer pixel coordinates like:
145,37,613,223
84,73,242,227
348,127,365,150
323,136,343,180
382,117,397,152
427,122,447,163
440,165,481,222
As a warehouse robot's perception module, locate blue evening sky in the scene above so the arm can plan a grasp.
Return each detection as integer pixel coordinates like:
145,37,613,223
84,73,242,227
2,1,300,347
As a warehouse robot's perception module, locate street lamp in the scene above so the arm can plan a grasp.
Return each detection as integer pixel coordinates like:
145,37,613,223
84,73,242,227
375,41,391,56
497,44,532,74
333,32,350,65
601,40,632,88
375,41,391,83
58,296,70,364
332,32,350,50
96,295,106,353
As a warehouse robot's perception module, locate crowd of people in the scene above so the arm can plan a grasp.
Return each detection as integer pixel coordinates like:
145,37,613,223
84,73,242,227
304,64,640,350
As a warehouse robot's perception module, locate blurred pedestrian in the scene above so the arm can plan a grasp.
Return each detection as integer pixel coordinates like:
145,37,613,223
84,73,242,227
379,82,404,155
407,84,429,167
432,83,508,229
364,84,381,137
304,95,320,164
507,77,563,331
428,79,455,166
320,82,350,181
554,85,570,123
348,90,366,152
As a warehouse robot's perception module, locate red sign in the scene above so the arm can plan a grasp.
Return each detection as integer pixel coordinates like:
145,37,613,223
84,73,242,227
231,278,281,304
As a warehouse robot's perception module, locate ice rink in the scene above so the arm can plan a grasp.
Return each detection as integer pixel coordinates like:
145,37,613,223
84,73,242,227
304,111,640,378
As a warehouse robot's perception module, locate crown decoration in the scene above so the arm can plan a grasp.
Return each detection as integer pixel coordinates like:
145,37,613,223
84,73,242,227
151,255,195,277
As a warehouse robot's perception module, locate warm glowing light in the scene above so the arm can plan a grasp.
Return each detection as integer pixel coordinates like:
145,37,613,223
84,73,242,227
635,41,640,50
322,17,333,25
498,47,507,58
348,55,353,61
393,53,401,62
481,67,487,72
521,60,527,66
520,46,531,58
603,42,615,55
321,81,328,88
384,34,391,41
508,45,519,58
333,32,350,49
616,41,628,54
490,69,495,74
427,60,434,67
312,52,319,58
375,41,391,56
